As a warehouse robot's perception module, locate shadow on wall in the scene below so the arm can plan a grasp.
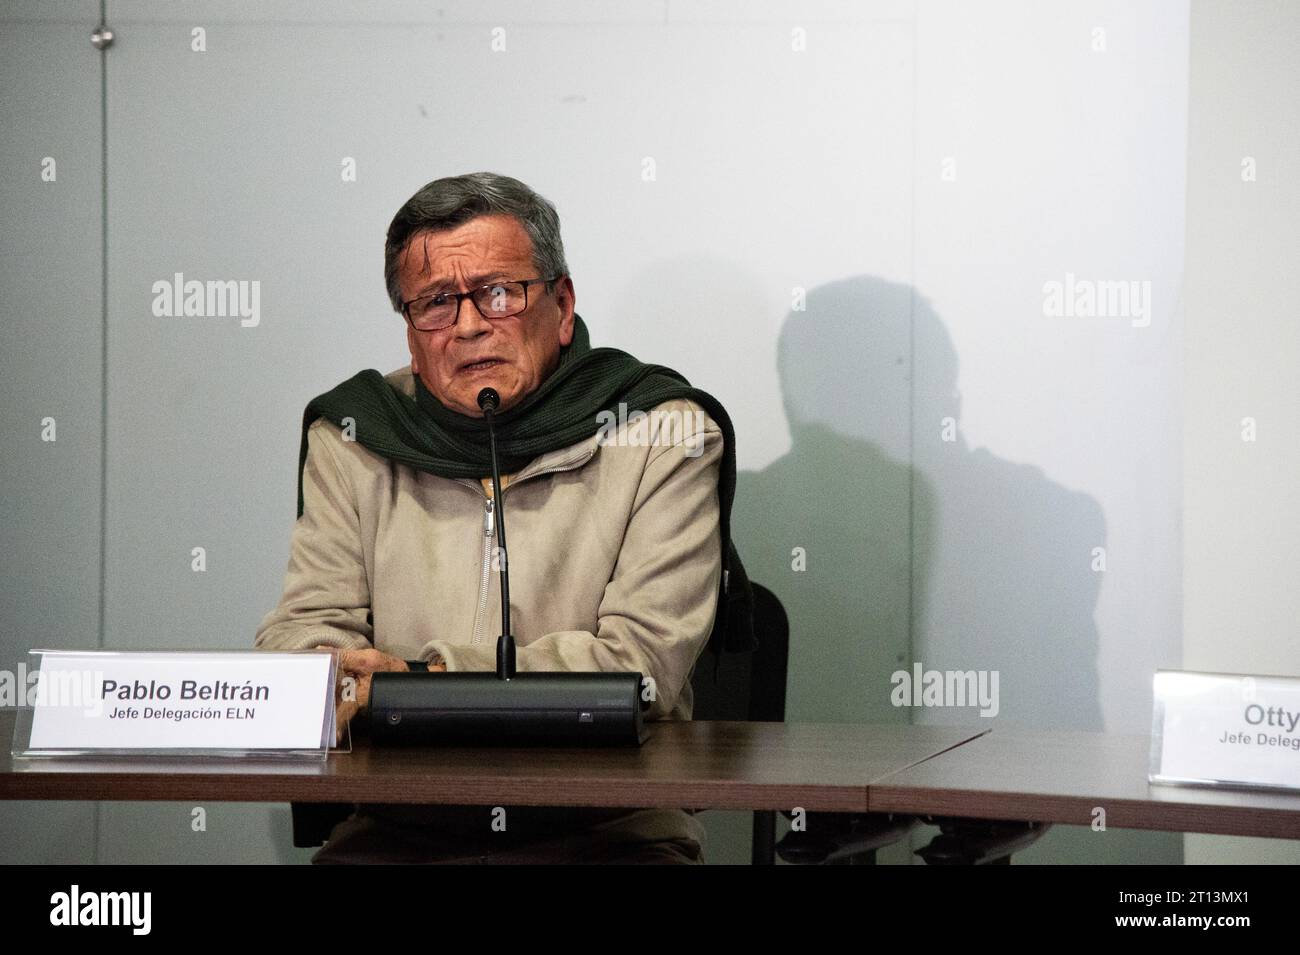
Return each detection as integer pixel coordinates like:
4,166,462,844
734,275,1106,731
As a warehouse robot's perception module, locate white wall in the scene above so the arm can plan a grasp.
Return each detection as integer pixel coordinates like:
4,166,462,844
1183,0,1300,865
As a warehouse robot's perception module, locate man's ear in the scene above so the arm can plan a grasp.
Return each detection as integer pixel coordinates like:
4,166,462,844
406,324,419,374
557,276,576,346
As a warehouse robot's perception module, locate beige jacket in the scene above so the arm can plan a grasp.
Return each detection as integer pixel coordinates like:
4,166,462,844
254,366,723,850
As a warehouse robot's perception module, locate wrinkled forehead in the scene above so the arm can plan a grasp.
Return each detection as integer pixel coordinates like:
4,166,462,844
398,216,535,287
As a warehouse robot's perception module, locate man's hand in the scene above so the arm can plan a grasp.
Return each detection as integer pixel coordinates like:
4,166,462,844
324,647,445,745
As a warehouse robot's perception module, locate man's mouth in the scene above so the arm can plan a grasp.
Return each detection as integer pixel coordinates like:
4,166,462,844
459,358,506,373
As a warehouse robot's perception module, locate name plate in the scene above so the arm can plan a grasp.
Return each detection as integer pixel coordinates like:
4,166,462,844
12,650,336,757
1150,669,1300,792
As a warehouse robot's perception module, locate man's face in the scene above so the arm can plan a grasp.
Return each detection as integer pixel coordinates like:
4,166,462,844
397,213,575,416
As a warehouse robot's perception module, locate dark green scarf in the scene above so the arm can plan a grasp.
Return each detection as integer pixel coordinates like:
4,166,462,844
296,313,756,658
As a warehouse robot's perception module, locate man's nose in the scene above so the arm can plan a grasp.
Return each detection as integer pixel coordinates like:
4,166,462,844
452,294,491,337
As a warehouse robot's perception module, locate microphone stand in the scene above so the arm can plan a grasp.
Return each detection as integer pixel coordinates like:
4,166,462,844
478,387,516,680
367,385,648,746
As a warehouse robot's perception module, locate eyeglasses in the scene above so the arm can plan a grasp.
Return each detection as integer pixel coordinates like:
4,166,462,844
401,276,562,331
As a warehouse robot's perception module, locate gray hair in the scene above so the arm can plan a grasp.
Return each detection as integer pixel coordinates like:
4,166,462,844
384,171,570,312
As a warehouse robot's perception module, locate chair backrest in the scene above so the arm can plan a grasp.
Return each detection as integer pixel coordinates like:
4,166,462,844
690,582,789,722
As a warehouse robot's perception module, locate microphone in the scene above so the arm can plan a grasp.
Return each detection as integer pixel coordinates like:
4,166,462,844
476,387,515,680
367,386,647,746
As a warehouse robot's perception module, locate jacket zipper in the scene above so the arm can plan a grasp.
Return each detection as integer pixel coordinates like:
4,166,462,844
470,498,494,646
464,446,598,645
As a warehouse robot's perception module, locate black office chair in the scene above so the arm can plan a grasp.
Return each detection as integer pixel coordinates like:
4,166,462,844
289,582,792,858
692,586,942,866
687,581,789,864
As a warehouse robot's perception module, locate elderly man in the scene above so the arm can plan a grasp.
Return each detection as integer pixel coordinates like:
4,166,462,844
255,172,751,864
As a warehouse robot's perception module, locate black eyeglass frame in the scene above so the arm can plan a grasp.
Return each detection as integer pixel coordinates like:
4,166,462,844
400,275,564,330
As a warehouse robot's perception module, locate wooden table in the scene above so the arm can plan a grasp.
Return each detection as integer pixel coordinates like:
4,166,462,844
7,709,1296,842
0,711,983,812
869,727,1300,840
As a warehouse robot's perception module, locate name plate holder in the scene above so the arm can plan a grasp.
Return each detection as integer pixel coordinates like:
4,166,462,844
1150,669,1300,793
9,649,338,759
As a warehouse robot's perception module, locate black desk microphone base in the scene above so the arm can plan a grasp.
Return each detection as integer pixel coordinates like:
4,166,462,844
369,671,647,746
